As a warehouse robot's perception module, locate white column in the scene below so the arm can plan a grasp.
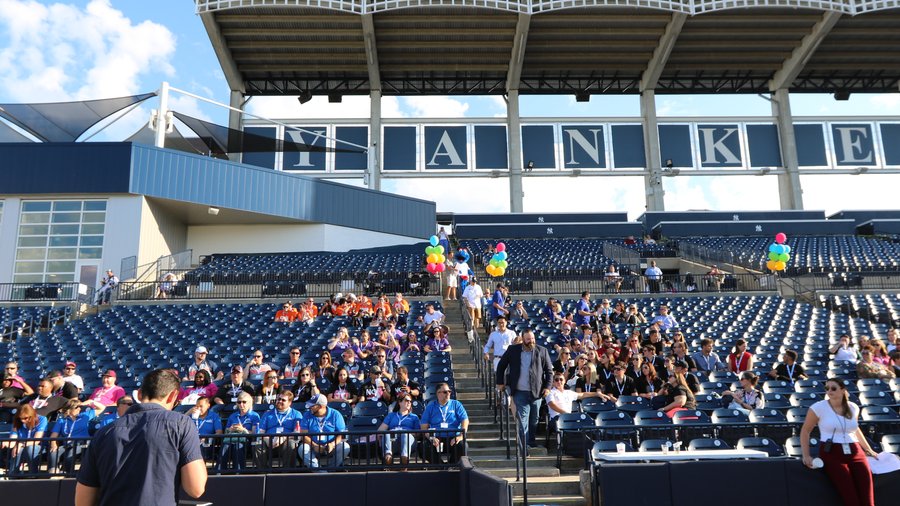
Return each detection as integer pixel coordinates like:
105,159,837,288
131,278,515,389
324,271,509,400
641,91,665,211
771,89,804,209
228,90,243,163
507,90,524,213
368,90,382,191
154,81,169,149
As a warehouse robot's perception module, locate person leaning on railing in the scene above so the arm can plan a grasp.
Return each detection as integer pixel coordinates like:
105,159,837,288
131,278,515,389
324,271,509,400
298,394,349,469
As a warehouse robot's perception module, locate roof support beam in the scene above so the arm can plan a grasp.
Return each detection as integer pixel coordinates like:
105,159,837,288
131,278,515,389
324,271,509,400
769,11,841,91
199,12,245,94
361,14,382,93
640,13,686,92
505,14,531,93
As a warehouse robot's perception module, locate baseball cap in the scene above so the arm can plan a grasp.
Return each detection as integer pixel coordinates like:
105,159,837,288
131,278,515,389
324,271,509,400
305,393,328,409
103,369,117,378
195,346,208,354
231,365,243,374
65,361,76,368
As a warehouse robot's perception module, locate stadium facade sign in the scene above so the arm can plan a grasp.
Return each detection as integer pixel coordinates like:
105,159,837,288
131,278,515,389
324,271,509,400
242,118,900,174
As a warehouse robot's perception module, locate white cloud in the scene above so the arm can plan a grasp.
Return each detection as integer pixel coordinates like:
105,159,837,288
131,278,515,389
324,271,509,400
870,94,900,113
382,178,508,213
799,174,899,215
0,0,175,103
402,96,469,118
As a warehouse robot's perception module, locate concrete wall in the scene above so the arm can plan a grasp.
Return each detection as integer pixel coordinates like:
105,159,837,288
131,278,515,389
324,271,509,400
136,197,188,268
186,223,422,264
103,196,143,279
0,197,20,283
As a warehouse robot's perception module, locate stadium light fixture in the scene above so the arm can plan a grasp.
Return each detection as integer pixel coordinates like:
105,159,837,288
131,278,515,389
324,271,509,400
208,207,220,216
525,160,534,172
328,93,342,104
665,159,674,169
575,91,590,102
758,167,771,176
853,166,869,175
834,90,851,101
297,91,313,104
662,168,680,177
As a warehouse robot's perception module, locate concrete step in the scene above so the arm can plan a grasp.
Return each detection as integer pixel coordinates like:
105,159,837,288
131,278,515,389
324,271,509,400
467,446,536,457
470,455,562,469
507,475,582,497
513,495,586,506
484,467,560,478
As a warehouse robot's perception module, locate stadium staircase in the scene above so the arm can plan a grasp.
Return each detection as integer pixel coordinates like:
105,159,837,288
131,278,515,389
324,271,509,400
442,302,586,505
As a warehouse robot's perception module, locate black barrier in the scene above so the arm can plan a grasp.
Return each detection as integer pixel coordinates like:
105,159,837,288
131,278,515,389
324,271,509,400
24,466,506,506
592,459,900,506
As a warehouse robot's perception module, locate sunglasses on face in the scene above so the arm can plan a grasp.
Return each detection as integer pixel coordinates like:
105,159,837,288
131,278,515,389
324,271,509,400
400,398,412,403
437,390,451,394
825,387,841,392
291,352,300,355
276,398,290,402
236,400,248,404
119,402,133,406
253,355,262,358
300,373,310,377
553,378,565,382
266,376,278,379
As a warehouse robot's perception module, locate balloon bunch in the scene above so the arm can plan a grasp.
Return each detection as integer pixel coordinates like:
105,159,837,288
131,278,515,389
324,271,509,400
425,235,446,274
766,232,790,272
485,242,509,277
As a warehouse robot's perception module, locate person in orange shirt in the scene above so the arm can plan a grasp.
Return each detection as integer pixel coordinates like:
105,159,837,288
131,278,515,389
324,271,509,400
392,293,410,326
375,295,393,321
303,298,319,319
274,302,297,323
357,295,374,327
345,294,361,326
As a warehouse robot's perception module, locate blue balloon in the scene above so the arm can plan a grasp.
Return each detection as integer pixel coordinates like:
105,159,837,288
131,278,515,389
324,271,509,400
783,245,791,254
497,251,508,261
492,253,502,263
768,243,778,254
429,235,439,247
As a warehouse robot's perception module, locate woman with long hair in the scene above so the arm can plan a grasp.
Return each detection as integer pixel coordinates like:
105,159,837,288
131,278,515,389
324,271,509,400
4,404,46,475
856,347,896,380
48,399,94,474
728,338,754,373
179,369,218,404
254,371,283,404
870,340,891,366
635,362,664,400
327,367,358,406
290,367,319,404
801,378,878,506
575,363,610,401
313,352,335,383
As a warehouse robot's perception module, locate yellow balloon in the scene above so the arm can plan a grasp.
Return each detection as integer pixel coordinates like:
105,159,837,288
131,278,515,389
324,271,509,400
437,254,446,264
485,264,496,276
427,254,438,264
766,260,778,271
774,261,786,271
495,267,506,277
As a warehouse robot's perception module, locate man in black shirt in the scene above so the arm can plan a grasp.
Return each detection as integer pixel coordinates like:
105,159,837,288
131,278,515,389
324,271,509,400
214,366,255,405
23,378,67,418
390,366,421,401
76,369,206,506
48,370,79,399
768,350,807,383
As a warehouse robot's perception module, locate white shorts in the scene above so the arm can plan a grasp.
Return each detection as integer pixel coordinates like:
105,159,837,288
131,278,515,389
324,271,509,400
447,277,458,288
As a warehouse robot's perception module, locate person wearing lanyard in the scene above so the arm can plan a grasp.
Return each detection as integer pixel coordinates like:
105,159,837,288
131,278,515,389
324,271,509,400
378,394,421,466
178,369,218,405
604,363,636,401
217,392,260,472
635,362,664,401
691,339,727,373
48,399,96,474
298,394,349,469
575,363,610,400
327,367,359,407
768,350,807,384
546,373,607,424
420,383,469,464
280,347,305,381
801,378,879,506
4,404,47,475
290,367,320,404
254,372,283,405
213,365,255,406
483,316,518,371
188,397,223,462
255,391,302,469
313,352,336,383
721,371,765,415
727,339,754,373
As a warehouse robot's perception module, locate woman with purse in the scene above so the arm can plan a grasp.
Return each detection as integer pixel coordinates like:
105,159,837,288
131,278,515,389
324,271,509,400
800,378,878,506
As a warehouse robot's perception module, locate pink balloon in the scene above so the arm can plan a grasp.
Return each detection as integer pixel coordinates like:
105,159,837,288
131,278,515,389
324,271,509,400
426,263,437,274
775,233,787,245
496,242,506,253
435,263,446,272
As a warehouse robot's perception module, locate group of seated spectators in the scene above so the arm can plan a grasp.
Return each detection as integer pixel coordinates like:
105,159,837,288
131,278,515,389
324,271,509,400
0,292,470,477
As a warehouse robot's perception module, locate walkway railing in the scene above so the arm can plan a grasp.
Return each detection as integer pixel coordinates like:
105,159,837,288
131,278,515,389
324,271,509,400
0,283,92,303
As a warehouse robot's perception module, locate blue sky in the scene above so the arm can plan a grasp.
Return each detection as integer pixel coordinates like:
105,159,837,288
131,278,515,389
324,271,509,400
1,0,898,218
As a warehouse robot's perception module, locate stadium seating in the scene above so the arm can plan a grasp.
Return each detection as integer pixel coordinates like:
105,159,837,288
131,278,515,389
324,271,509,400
679,235,900,274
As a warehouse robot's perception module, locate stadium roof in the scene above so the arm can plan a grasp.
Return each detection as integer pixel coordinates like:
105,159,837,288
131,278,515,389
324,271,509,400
196,1,900,96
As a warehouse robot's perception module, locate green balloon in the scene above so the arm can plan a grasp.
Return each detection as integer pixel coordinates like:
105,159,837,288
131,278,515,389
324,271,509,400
490,259,500,267
777,253,789,262
768,252,779,261
499,260,508,269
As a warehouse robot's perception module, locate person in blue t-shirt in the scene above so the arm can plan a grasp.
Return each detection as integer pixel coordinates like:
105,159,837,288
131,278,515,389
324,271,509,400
255,391,302,469
4,404,47,475
217,392,260,471
377,393,420,466
490,283,509,323
188,397,223,461
420,383,469,464
298,394,349,469
575,291,592,328
92,395,134,433
48,399,95,474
